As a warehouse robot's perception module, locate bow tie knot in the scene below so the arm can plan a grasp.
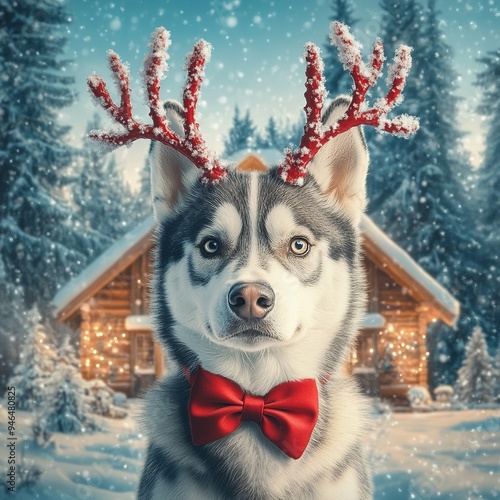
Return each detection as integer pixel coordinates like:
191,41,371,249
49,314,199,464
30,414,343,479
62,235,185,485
242,393,265,423
187,366,319,459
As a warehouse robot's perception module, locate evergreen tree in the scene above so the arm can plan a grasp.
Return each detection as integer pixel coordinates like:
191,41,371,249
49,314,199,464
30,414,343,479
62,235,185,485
223,106,257,156
475,48,500,235
73,115,138,245
39,337,98,433
95,155,137,239
57,336,80,371
323,0,359,97
7,315,57,411
264,116,281,150
0,0,100,313
134,156,152,220
0,260,27,385
456,326,495,405
41,365,96,433
260,115,304,152
281,116,305,150
72,114,112,238
474,48,500,344
367,0,487,385
366,0,425,214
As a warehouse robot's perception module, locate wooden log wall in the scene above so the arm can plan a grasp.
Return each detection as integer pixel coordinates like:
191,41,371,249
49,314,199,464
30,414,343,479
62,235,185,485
78,252,150,394
80,268,133,394
376,267,429,393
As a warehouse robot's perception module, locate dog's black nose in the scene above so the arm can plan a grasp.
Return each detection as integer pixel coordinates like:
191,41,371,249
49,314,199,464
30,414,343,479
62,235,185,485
228,282,275,320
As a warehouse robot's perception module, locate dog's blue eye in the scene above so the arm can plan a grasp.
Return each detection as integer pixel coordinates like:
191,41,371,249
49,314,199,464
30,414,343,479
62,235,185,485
200,238,220,257
290,237,310,256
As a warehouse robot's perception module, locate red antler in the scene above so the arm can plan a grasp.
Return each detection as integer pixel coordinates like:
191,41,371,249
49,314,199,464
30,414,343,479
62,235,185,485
87,27,227,185
278,21,420,186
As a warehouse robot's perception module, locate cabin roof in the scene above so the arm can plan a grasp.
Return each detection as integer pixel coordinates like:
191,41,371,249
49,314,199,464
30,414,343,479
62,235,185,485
52,154,459,327
52,215,155,323
360,216,459,325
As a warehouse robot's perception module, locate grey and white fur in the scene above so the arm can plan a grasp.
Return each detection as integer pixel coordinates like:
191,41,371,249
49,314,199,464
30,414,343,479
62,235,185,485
138,97,373,499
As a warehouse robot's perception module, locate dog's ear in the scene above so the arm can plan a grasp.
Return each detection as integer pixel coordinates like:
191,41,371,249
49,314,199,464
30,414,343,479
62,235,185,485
150,101,199,221
308,96,369,225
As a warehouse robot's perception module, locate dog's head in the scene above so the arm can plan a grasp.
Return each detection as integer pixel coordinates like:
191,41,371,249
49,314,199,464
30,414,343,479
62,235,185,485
88,24,417,383
150,97,368,381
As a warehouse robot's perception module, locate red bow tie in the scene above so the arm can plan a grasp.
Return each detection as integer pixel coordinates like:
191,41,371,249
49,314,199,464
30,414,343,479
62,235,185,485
187,366,319,459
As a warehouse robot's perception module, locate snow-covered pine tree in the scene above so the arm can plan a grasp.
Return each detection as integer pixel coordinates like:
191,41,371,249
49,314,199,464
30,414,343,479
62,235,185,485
456,326,495,405
366,0,425,215
57,336,80,371
73,114,139,246
93,155,137,240
264,117,281,150
39,336,98,434
7,315,57,411
323,0,359,96
72,114,113,245
259,115,304,152
0,0,100,314
281,116,305,150
223,106,258,156
0,261,27,385
475,48,500,236
367,0,487,386
475,48,500,346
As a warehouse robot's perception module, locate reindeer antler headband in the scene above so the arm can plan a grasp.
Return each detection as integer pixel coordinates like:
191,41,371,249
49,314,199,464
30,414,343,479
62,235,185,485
88,22,419,186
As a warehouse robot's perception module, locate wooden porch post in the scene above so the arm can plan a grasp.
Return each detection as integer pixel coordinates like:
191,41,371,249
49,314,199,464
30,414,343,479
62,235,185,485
416,304,431,387
154,343,165,378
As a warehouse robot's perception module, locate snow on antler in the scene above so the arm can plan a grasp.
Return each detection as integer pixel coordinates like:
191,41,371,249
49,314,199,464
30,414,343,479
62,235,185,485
87,27,227,185
278,21,420,186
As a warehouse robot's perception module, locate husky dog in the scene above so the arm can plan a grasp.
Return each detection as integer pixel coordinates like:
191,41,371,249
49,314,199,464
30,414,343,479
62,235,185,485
137,97,373,499
86,22,417,500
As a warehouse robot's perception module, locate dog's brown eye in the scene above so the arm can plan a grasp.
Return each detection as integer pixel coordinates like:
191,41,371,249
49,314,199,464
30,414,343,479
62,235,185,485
200,238,220,257
289,237,310,256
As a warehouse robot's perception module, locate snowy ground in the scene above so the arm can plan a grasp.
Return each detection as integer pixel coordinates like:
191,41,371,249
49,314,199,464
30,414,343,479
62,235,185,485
368,408,499,499
0,401,145,499
0,400,498,499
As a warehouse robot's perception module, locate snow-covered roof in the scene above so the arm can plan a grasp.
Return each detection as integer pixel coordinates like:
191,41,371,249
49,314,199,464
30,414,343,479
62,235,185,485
52,215,155,322
360,215,460,326
52,154,459,327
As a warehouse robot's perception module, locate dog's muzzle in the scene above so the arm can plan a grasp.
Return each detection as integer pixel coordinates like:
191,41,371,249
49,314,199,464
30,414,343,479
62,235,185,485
228,282,275,320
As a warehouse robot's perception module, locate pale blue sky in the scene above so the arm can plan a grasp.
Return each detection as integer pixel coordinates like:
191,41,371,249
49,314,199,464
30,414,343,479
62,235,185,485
62,0,499,186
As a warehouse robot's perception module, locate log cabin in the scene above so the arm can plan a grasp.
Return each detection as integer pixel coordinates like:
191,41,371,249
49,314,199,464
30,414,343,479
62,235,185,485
52,152,459,404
